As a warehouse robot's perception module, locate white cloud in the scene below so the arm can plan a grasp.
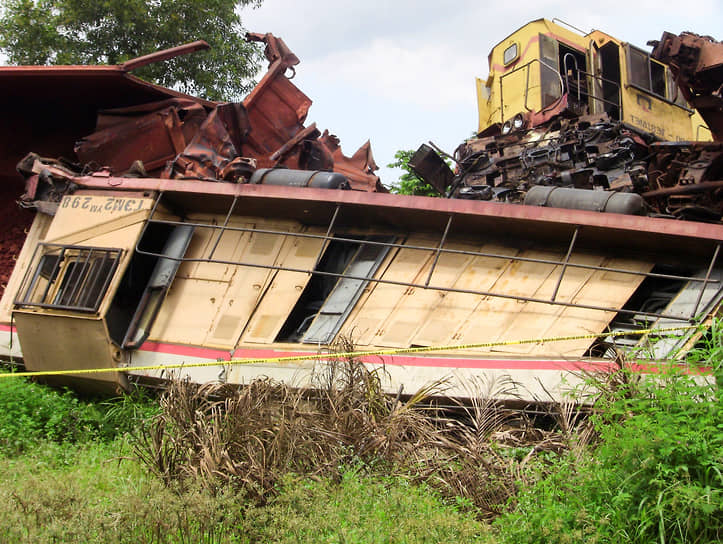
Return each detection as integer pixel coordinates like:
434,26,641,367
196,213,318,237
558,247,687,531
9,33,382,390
301,38,476,109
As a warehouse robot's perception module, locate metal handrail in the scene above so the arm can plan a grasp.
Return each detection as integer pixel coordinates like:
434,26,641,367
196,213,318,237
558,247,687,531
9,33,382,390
551,18,589,36
136,196,718,286
130,193,721,325
578,69,623,115
562,53,581,102
499,58,565,123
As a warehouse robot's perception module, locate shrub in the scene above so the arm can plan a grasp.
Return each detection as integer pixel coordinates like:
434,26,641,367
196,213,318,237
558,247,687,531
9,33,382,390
492,321,723,544
0,373,158,455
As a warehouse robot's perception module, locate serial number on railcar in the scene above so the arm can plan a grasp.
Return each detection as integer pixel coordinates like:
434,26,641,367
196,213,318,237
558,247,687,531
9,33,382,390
61,196,146,214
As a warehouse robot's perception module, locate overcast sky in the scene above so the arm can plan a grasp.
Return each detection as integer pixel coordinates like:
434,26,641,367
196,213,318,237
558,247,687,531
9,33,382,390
242,0,723,187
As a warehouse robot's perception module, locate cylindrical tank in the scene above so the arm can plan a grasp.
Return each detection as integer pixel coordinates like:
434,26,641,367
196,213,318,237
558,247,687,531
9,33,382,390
249,168,350,189
523,186,644,215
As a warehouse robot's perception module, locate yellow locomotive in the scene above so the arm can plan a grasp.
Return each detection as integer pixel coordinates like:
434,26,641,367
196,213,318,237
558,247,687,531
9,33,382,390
476,18,712,141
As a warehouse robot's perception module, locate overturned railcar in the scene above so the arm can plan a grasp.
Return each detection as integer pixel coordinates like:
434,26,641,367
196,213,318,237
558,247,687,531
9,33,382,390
0,27,721,403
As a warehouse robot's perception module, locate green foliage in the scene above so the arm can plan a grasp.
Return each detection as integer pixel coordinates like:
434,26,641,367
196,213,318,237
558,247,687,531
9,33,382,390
0,0,263,100
387,149,445,197
0,374,158,455
249,469,488,543
492,324,723,544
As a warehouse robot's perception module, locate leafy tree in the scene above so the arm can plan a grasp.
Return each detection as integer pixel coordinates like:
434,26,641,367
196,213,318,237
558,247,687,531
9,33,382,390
0,0,264,100
387,149,441,197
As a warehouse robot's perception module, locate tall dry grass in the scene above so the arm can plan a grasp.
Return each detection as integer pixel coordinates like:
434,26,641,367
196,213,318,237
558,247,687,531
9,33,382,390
133,338,600,517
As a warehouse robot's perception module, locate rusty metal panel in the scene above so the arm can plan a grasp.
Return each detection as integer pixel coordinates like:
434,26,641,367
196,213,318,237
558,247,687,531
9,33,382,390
651,31,723,140
0,213,52,322
75,105,188,175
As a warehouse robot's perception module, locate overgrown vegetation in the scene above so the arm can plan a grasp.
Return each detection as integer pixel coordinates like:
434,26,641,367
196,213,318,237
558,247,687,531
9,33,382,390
0,373,158,455
492,322,723,544
0,321,720,542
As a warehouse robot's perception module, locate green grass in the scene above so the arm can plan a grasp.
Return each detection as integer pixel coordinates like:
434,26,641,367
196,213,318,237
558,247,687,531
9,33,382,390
0,439,250,543
0,320,720,542
0,371,159,454
0,439,486,543
253,470,488,543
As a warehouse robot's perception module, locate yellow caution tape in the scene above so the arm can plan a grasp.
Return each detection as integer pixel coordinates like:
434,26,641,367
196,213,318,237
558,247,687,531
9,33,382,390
0,325,701,379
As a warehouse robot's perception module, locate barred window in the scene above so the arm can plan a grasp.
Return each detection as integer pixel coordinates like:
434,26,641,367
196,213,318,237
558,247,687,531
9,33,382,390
15,244,122,313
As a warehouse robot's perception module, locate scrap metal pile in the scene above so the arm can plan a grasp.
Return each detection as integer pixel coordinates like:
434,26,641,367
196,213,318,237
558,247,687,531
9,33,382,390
448,114,723,221
17,33,384,203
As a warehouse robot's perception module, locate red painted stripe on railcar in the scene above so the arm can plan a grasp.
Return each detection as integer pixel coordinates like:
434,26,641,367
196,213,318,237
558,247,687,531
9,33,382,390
136,341,612,372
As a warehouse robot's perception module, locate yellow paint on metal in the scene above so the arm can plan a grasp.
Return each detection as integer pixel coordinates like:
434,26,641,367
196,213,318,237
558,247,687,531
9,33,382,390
476,18,712,141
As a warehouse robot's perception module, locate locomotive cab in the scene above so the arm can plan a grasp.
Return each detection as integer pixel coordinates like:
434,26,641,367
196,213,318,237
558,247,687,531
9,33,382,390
476,19,712,141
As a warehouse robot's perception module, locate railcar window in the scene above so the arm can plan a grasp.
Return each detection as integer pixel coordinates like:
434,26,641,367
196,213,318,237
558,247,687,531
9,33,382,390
15,244,122,313
276,235,393,344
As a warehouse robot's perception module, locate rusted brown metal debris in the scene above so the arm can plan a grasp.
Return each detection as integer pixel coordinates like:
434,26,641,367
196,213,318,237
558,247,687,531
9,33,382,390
409,112,723,222
650,31,723,141
27,34,384,193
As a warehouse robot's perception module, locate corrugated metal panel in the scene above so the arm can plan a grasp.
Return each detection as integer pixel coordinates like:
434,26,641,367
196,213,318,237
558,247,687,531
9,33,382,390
339,235,436,346
205,227,287,348
489,252,606,355
468,255,654,356
377,244,475,348
240,227,325,344
413,243,520,346
453,249,562,350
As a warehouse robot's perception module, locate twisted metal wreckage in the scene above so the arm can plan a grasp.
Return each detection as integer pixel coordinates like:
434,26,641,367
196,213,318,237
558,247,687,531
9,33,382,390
0,25,722,402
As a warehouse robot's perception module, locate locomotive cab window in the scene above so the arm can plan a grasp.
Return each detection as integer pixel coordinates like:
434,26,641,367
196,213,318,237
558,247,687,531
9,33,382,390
503,43,519,65
626,45,668,99
15,244,122,313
